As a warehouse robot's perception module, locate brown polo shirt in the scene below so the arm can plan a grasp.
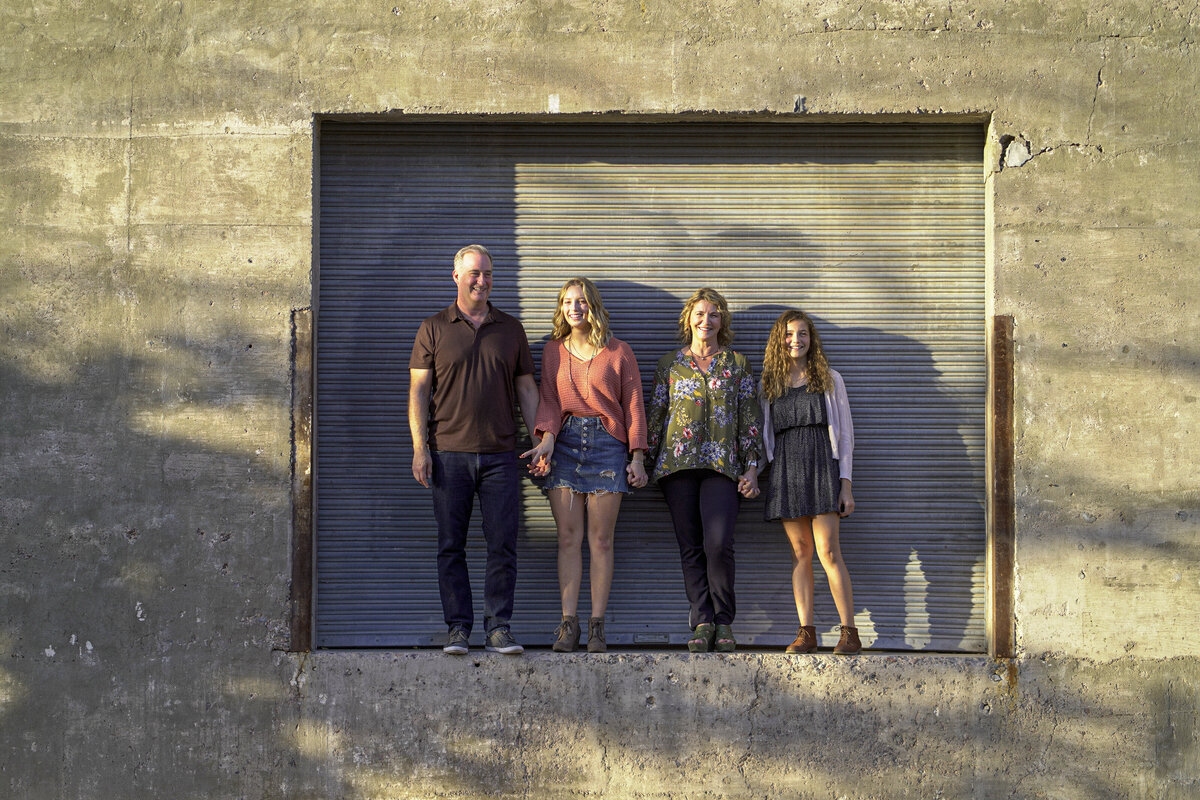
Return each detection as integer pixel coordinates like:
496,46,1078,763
410,302,534,453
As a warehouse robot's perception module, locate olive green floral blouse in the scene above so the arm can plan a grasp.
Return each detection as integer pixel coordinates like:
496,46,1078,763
646,348,763,483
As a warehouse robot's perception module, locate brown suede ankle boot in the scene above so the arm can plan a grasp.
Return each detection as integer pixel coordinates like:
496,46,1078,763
552,615,580,652
586,617,607,653
786,625,818,654
833,624,861,655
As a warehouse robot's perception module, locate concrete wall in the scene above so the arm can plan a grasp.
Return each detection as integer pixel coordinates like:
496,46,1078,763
2,2,1197,797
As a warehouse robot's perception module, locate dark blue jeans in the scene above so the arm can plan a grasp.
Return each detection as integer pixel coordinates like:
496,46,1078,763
431,450,519,634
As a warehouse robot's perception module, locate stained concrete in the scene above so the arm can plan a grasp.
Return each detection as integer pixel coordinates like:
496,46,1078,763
2,1,1198,797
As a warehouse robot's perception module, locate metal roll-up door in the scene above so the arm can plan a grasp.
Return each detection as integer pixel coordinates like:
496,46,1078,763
316,119,986,651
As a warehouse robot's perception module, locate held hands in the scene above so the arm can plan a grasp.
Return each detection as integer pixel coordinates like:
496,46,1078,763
626,456,648,489
737,466,760,499
520,434,554,477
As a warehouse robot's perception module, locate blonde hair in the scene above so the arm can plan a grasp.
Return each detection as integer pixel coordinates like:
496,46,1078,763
677,287,734,348
551,277,611,350
761,309,832,402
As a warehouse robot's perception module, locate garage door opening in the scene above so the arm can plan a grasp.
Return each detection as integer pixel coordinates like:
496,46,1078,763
313,117,987,651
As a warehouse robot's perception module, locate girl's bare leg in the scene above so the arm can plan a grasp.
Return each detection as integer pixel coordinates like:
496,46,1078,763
812,512,855,627
548,488,586,617
584,492,623,616
781,518,816,626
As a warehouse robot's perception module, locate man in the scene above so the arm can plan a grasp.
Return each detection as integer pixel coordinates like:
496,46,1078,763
409,244,540,655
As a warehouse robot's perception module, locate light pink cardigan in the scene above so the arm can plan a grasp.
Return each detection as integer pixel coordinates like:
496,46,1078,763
759,367,854,481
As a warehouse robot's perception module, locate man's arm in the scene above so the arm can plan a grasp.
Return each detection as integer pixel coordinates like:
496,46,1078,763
515,373,540,443
409,368,433,487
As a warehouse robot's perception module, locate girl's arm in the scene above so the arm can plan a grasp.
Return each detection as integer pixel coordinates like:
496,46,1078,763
758,380,776,464
830,369,854,481
618,343,649,488
618,342,648,453
523,342,562,474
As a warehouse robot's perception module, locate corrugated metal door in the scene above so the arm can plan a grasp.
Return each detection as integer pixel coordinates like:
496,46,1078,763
316,119,986,651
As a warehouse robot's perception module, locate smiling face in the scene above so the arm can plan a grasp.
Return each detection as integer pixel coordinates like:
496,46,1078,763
785,318,811,362
452,250,492,311
689,300,723,347
561,284,590,333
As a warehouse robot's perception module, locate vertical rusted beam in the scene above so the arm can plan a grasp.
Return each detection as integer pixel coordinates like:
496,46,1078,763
290,307,314,652
989,314,1015,658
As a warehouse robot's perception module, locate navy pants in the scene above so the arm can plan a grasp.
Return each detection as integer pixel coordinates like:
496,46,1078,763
659,468,740,628
430,450,519,633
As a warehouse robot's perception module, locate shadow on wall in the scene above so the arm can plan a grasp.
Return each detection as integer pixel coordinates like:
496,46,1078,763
0,261,297,796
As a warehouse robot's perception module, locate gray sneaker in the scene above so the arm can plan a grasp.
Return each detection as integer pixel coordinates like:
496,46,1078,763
443,627,469,655
485,627,524,655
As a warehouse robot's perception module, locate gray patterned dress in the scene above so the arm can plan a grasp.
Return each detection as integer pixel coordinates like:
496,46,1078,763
764,386,841,521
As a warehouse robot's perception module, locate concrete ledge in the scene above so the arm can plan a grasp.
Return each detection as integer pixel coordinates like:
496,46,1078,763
282,650,1197,799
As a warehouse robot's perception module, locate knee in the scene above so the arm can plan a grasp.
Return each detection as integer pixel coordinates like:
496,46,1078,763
557,526,585,549
791,540,815,564
589,530,614,555
816,545,843,569
707,531,736,561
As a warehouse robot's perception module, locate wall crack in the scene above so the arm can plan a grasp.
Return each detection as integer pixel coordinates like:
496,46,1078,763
1086,39,1109,146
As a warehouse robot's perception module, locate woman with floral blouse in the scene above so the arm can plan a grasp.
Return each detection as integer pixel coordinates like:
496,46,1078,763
646,287,763,652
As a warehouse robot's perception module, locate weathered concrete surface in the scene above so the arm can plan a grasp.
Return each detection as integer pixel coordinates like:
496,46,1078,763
4,649,1196,798
276,652,1200,800
2,0,1198,797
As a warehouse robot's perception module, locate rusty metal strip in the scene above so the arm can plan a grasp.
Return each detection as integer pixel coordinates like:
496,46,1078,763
290,307,314,652
990,314,1015,658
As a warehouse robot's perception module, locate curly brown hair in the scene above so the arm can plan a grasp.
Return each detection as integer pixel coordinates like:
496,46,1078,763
677,287,734,348
550,277,611,350
761,309,831,403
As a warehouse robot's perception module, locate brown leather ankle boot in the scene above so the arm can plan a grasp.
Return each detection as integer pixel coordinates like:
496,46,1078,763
833,625,861,655
786,625,818,654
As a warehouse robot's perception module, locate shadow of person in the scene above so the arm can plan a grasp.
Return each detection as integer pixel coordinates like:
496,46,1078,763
731,304,987,651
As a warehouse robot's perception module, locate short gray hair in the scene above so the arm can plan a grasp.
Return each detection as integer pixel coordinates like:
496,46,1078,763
453,244,493,271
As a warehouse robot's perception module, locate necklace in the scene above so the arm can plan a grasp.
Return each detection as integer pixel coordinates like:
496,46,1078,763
686,346,721,373
565,339,595,400
565,338,598,361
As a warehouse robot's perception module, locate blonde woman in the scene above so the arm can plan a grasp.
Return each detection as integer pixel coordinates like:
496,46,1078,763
759,309,860,655
524,278,647,653
646,288,762,653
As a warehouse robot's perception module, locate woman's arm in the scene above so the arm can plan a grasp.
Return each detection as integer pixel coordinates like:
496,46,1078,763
734,355,764,498
644,354,673,470
734,356,764,472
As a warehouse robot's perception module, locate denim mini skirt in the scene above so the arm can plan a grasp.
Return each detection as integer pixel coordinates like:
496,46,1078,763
545,415,631,494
